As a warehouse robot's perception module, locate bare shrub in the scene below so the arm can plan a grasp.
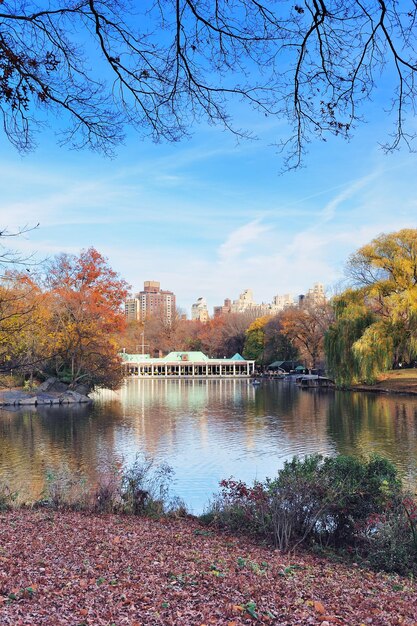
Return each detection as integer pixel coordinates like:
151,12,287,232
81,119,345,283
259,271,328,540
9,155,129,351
121,454,174,516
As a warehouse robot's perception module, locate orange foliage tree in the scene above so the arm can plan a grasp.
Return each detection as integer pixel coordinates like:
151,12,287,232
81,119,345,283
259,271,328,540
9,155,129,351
280,301,334,370
43,248,129,390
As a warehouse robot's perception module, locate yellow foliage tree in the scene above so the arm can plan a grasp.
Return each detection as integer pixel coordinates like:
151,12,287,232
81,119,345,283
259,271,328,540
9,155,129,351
327,229,417,384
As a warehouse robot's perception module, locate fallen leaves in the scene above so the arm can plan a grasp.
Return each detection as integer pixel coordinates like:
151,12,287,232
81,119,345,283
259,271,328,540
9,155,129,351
0,510,416,625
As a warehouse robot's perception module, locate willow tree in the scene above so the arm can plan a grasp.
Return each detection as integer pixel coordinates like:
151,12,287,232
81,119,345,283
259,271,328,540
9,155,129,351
325,290,380,385
326,229,417,385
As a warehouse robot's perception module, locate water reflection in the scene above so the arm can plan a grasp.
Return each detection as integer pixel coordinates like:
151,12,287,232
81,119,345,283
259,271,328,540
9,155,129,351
0,380,416,512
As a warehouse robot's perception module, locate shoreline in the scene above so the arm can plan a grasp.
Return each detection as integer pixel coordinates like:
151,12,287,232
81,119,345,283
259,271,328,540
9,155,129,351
0,389,92,407
348,370,417,397
348,384,417,396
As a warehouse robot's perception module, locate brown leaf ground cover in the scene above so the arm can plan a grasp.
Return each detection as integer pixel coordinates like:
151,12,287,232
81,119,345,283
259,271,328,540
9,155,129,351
0,510,416,626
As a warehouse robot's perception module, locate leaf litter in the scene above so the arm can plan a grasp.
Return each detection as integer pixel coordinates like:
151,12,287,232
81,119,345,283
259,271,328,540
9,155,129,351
0,510,416,625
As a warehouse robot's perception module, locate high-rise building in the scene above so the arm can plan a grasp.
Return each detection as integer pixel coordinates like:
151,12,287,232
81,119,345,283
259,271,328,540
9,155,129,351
305,282,326,304
271,293,294,311
191,297,209,322
230,289,257,313
124,297,141,321
125,281,176,324
213,298,232,317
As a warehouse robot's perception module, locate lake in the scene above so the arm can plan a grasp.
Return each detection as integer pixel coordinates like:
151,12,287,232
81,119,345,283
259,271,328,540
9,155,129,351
0,378,416,513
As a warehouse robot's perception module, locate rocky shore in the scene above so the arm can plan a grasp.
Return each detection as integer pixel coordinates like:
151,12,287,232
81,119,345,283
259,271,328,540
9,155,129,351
0,377,92,406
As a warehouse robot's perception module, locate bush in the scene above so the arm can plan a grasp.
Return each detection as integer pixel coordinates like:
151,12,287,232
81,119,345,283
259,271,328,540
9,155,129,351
310,454,401,546
358,495,417,575
203,479,270,536
92,461,124,513
203,454,415,573
43,467,89,510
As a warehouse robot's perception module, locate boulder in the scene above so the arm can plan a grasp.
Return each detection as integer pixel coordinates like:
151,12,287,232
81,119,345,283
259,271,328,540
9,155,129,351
0,391,28,405
37,393,59,405
37,377,69,393
18,396,38,405
0,386,92,406
59,390,92,404
73,383,90,396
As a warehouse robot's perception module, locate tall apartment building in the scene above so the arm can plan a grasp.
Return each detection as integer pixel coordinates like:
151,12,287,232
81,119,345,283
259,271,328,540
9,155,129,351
125,281,176,324
271,293,294,312
213,298,232,317
191,297,209,322
230,289,257,313
305,282,326,304
125,297,141,321
297,283,326,307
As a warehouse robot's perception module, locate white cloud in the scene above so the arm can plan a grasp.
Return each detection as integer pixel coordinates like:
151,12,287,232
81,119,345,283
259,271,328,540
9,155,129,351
319,170,381,223
218,220,271,262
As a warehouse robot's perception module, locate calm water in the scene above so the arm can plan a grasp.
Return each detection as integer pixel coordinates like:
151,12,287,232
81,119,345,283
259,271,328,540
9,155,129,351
1,379,417,513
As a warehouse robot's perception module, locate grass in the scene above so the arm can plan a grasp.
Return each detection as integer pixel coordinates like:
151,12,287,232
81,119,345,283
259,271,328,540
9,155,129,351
363,369,417,393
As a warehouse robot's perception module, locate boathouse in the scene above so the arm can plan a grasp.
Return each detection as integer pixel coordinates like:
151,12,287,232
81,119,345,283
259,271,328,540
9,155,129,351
121,351,255,378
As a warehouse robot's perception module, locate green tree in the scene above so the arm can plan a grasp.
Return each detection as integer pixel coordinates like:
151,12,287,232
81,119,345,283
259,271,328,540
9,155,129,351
264,315,299,364
243,316,270,364
2,2,417,166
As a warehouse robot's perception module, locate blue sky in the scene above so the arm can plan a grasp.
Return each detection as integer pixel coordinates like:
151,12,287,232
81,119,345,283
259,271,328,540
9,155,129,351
0,82,416,315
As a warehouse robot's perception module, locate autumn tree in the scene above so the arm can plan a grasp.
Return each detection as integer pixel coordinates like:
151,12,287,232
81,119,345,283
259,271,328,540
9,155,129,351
2,2,417,166
243,316,271,364
193,316,227,357
140,309,188,356
280,301,334,370
176,319,205,352
43,248,129,390
0,272,44,378
242,312,299,365
219,311,261,357
263,314,299,364
326,228,417,384
117,319,146,355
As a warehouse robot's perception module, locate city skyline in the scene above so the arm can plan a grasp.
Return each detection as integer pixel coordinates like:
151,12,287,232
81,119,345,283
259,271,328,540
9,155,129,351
126,281,325,318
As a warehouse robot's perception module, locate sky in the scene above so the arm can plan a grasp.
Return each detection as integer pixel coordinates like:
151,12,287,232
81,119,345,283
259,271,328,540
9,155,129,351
1,18,417,316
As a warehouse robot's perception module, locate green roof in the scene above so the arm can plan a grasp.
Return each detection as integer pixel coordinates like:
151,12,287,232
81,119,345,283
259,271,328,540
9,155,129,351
120,350,255,364
121,353,151,362
162,351,209,362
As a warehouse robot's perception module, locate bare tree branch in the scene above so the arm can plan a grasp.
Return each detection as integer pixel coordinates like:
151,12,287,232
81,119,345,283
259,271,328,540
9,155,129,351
1,1,417,166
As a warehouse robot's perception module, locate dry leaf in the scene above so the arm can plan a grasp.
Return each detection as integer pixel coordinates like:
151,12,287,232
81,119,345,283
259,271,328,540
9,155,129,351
314,601,326,614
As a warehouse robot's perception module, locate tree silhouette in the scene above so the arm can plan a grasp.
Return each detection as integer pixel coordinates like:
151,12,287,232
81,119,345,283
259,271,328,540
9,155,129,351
1,1,417,166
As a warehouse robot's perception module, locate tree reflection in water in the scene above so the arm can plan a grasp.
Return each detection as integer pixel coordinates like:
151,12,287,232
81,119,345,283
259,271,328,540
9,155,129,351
0,380,416,512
